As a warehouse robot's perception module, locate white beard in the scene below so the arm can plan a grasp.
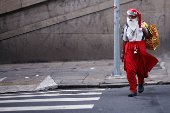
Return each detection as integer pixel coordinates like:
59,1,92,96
127,17,138,31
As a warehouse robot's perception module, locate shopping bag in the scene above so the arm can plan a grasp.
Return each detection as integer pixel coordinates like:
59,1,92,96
143,21,160,50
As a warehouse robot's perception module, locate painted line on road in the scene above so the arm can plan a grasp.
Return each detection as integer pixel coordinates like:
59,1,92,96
0,92,102,99
0,97,100,103
59,89,105,92
1,89,105,95
22,89,105,95
0,104,94,112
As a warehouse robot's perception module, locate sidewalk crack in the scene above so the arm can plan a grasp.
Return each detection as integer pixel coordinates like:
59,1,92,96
82,73,89,83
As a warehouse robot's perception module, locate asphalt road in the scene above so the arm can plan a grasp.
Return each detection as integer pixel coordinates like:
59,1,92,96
0,85,170,113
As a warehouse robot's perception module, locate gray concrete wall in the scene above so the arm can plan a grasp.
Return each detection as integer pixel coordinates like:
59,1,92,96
0,0,48,15
0,0,169,64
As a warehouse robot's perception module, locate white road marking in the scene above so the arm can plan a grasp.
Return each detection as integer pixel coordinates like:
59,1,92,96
59,89,105,92
0,89,105,112
0,92,102,99
0,97,100,103
0,105,94,112
1,89,105,95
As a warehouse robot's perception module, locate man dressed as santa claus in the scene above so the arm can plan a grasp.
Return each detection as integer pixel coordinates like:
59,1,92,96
121,8,158,97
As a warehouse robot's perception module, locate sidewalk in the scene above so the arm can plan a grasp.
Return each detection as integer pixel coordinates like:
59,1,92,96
0,58,170,94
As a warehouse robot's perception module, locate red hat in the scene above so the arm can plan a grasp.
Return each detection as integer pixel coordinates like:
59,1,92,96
127,8,141,28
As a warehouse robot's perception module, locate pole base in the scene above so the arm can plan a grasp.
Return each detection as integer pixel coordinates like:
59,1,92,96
110,74,125,79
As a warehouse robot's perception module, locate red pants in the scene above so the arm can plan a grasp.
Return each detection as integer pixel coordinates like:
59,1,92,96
124,41,158,92
126,53,145,92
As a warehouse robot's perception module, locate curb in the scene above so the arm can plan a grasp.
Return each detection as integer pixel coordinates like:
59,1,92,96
0,75,58,94
1,81,170,94
57,81,170,89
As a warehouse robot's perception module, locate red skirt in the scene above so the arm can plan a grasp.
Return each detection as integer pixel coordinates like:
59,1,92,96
124,40,158,78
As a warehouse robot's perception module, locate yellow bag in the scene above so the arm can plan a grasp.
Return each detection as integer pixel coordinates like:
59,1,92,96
143,21,160,50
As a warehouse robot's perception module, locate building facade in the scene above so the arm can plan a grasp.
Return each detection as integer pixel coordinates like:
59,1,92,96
0,0,169,64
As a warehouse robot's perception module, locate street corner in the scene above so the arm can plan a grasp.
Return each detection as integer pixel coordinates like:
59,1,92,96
0,75,58,94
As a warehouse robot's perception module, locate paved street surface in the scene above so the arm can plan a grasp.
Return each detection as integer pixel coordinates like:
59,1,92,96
0,58,170,94
0,58,170,112
0,85,170,113
0,89,104,112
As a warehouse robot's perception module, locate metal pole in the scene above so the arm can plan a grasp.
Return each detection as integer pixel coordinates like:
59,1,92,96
112,0,121,76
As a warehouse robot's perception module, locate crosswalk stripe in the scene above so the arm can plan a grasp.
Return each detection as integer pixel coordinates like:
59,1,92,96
0,92,102,99
59,89,105,92
0,89,105,111
0,104,94,112
1,89,105,95
0,97,100,103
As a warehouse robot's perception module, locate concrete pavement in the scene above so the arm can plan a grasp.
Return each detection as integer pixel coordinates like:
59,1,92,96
0,58,170,94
